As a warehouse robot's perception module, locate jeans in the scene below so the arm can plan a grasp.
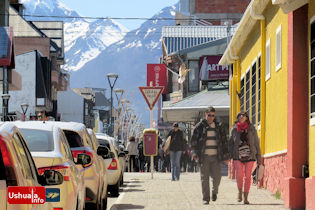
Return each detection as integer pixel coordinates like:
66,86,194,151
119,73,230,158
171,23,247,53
170,150,182,180
234,160,254,193
200,155,221,202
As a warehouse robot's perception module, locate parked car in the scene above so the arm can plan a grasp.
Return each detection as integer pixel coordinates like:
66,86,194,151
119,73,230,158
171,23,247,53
13,121,86,210
0,122,63,210
46,121,108,210
95,133,122,196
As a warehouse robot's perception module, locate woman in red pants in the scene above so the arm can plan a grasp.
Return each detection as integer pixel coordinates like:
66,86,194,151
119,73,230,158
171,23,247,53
229,111,262,204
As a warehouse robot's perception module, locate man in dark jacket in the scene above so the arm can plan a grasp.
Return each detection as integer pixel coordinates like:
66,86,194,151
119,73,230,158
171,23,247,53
191,107,229,205
168,122,185,181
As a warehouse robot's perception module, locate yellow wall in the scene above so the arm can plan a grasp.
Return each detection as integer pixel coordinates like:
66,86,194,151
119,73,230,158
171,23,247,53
232,3,288,155
264,5,288,154
309,0,315,176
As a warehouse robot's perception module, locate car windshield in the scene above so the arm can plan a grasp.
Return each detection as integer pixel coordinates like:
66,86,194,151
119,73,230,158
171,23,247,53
20,129,54,152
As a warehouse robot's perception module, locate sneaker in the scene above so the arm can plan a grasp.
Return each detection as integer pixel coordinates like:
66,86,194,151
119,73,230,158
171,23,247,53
212,194,217,202
202,200,209,205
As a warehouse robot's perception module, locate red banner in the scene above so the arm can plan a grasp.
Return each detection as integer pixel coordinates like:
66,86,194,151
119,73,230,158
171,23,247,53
199,56,229,81
147,64,167,94
8,186,46,204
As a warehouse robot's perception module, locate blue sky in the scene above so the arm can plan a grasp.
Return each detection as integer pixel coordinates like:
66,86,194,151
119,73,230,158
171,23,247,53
63,0,179,30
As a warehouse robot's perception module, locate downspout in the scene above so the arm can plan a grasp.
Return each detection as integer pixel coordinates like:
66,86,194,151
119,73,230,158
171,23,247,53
227,52,234,130
251,4,265,155
230,49,240,124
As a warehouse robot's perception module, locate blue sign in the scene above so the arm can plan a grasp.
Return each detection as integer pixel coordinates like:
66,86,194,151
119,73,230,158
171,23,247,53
46,188,60,202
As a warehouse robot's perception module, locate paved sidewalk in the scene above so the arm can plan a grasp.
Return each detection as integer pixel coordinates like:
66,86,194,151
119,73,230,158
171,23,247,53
109,172,286,210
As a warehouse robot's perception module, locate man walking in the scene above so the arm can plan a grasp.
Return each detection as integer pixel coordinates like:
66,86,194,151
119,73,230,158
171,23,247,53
191,107,229,204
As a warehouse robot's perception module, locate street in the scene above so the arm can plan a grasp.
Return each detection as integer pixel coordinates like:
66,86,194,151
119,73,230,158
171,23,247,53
107,172,286,210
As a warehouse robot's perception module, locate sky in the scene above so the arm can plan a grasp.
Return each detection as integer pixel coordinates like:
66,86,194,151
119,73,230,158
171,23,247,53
62,0,179,30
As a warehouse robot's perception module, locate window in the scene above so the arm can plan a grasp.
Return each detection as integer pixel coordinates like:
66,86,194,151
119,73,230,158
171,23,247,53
251,60,257,125
258,55,261,124
240,77,245,111
276,25,282,71
63,130,84,148
20,129,54,152
310,22,315,120
266,39,271,80
245,69,251,113
188,61,199,92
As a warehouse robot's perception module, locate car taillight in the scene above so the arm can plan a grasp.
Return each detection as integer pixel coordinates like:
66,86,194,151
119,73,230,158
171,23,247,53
38,164,71,181
108,158,118,170
53,208,63,210
0,135,17,186
72,150,93,168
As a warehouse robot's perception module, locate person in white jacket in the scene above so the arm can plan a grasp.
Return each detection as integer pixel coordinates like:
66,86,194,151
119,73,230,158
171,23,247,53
126,136,138,172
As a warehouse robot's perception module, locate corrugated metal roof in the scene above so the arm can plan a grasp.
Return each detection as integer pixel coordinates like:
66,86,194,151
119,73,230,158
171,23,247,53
164,89,229,109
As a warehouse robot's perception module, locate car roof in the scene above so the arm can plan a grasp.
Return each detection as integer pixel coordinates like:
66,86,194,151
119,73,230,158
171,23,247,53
11,121,57,131
0,122,20,135
44,121,86,132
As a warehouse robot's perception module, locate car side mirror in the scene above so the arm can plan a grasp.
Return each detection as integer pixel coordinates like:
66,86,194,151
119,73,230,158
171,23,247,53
38,170,63,186
124,150,129,155
103,151,115,159
97,145,109,156
75,153,92,168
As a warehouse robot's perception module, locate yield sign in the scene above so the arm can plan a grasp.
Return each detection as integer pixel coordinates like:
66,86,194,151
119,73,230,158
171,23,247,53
139,86,164,110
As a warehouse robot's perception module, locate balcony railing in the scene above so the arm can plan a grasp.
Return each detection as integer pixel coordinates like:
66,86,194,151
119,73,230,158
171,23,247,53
162,25,237,55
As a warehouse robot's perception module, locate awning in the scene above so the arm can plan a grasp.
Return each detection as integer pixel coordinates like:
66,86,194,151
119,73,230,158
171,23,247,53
0,27,15,69
162,89,230,122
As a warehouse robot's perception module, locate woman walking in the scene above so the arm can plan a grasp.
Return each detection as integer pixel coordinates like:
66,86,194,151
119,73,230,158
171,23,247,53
126,136,138,172
229,111,261,204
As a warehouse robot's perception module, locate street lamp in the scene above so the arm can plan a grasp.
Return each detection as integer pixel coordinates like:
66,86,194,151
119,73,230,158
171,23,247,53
20,103,29,121
2,94,10,121
107,73,118,136
113,88,124,138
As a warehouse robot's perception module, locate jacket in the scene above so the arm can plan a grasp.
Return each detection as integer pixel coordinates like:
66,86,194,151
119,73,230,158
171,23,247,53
229,123,262,165
168,129,185,151
191,119,229,163
127,141,138,156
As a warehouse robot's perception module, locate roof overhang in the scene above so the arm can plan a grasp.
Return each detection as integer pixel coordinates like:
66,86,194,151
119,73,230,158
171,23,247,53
219,0,309,66
0,27,15,69
162,89,230,122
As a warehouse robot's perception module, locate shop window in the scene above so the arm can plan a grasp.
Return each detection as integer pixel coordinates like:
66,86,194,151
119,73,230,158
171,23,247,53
266,39,271,80
258,55,261,125
245,69,250,113
240,77,245,111
276,25,282,71
310,22,315,121
251,60,257,125
188,60,199,92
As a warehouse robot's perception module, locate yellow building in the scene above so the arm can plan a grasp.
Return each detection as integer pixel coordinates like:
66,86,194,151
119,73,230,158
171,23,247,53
220,0,315,209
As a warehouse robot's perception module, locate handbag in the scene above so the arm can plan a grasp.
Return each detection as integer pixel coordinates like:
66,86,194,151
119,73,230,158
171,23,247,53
252,164,264,185
163,136,171,154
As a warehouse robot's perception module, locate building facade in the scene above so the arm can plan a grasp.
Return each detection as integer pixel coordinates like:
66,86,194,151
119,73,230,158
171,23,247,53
219,0,315,208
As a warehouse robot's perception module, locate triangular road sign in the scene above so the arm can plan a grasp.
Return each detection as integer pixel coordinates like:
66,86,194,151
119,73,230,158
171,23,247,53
139,86,164,110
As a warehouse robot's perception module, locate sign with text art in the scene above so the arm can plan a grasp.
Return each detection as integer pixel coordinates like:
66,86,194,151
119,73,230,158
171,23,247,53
147,64,167,94
139,86,164,110
199,55,229,81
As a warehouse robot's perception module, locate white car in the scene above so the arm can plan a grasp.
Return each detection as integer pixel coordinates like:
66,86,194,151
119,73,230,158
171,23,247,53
95,134,122,196
46,121,108,209
13,121,86,210
0,122,62,210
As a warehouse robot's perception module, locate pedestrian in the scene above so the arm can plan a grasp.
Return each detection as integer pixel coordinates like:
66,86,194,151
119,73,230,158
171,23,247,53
229,111,262,204
167,122,185,181
191,106,229,205
137,138,145,172
126,136,138,172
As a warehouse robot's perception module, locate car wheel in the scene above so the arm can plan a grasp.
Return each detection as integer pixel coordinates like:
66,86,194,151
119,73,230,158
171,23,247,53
110,182,119,197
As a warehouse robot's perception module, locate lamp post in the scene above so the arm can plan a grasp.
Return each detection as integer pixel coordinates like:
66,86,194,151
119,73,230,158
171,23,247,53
20,103,29,121
113,88,124,138
107,73,118,136
2,94,10,121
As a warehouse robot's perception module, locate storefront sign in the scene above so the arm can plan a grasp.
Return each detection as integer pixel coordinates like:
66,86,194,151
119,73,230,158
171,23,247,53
199,56,229,81
147,64,167,94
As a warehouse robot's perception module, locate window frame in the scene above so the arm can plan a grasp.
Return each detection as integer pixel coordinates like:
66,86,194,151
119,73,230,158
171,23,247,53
257,52,262,128
275,25,282,72
310,18,315,125
251,58,257,126
266,39,271,81
245,67,251,113
240,73,245,112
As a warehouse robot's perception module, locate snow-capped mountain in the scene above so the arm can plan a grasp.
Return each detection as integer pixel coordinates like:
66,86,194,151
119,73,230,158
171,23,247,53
20,0,129,72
